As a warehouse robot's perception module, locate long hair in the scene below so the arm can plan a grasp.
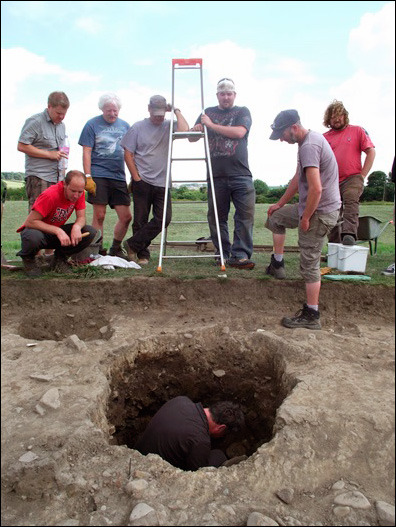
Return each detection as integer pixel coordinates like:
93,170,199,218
323,100,349,128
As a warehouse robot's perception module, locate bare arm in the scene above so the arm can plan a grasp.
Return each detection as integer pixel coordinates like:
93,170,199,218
82,146,93,174
201,114,247,139
17,142,65,162
174,109,189,133
300,167,322,232
24,210,71,246
124,150,141,181
361,147,376,178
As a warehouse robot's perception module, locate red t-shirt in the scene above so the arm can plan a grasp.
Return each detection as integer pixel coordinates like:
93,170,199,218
323,125,375,183
17,181,85,231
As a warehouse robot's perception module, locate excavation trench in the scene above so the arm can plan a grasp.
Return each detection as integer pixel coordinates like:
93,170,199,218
106,333,298,465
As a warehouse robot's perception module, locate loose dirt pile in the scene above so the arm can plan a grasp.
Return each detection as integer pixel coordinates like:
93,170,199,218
1,277,395,526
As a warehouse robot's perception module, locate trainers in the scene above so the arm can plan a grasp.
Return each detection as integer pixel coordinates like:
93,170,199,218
342,234,355,246
22,257,42,278
109,246,130,261
282,304,321,330
266,254,286,279
227,258,255,270
381,263,395,276
123,240,137,262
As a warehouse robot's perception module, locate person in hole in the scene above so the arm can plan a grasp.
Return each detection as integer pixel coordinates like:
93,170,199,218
135,396,245,471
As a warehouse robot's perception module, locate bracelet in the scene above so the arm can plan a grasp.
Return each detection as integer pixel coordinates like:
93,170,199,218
174,108,180,113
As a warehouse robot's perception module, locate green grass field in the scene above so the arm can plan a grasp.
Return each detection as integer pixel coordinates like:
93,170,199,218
3,180,24,189
1,200,394,284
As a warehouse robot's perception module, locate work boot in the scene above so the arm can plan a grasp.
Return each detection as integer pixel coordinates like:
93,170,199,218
266,254,286,279
123,240,138,262
22,257,42,278
51,254,73,274
109,245,130,261
342,234,355,246
282,304,321,330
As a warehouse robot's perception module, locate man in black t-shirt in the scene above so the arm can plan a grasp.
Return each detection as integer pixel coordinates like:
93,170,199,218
135,396,244,471
190,78,256,269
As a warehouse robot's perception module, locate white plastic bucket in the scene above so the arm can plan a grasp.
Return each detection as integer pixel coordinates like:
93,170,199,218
327,243,341,268
337,245,369,273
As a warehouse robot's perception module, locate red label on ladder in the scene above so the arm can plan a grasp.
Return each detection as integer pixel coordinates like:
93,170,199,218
172,58,202,66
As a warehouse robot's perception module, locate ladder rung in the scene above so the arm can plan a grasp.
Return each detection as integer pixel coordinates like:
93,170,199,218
171,220,207,224
171,157,206,161
173,131,203,138
162,255,217,259
166,240,208,244
173,180,207,184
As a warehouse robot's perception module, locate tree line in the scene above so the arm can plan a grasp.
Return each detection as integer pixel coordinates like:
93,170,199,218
1,171,394,203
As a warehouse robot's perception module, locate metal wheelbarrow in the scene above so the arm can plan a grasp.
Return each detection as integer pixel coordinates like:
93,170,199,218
357,216,393,255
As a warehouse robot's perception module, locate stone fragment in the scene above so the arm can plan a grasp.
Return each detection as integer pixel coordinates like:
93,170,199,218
333,506,351,518
247,512,279,526
40,388,61,409
19,451,38,463
334,490,371,509
213,369,226,377
128,503,158,526
375,500,395,526
65,334,87,352
276,487,295,504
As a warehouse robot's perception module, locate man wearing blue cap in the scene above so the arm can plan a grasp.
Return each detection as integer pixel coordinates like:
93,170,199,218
265,110,341,329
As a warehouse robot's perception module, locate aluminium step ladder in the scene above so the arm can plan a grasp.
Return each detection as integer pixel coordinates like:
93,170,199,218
156,58,226,273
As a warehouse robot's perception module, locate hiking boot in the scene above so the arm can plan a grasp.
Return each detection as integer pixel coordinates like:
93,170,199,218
266,254,286,279
109,246,130,261
123,240,137,262
22,257,42,278
342,234,355,246
282,303,321,330
51,255,73,274
227,257,255,270
381,263,395,276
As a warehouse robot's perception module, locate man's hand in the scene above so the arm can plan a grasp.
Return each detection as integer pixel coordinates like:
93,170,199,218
201,114,213,128
191,124,203,132
267,203,281,217
300,217,310,232
57,228,72,246
85,176,96,196
70,225,82,246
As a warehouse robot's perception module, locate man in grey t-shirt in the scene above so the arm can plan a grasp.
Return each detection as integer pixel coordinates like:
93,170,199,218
121,95,188,264
265,109,341,330
18,92,70,212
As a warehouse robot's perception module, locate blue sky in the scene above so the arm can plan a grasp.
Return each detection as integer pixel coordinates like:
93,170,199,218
1,1,395,186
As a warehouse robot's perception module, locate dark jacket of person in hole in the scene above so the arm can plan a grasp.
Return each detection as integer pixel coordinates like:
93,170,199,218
135,396,244,471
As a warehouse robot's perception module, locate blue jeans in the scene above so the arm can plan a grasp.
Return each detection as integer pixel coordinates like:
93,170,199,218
207,176,255,260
